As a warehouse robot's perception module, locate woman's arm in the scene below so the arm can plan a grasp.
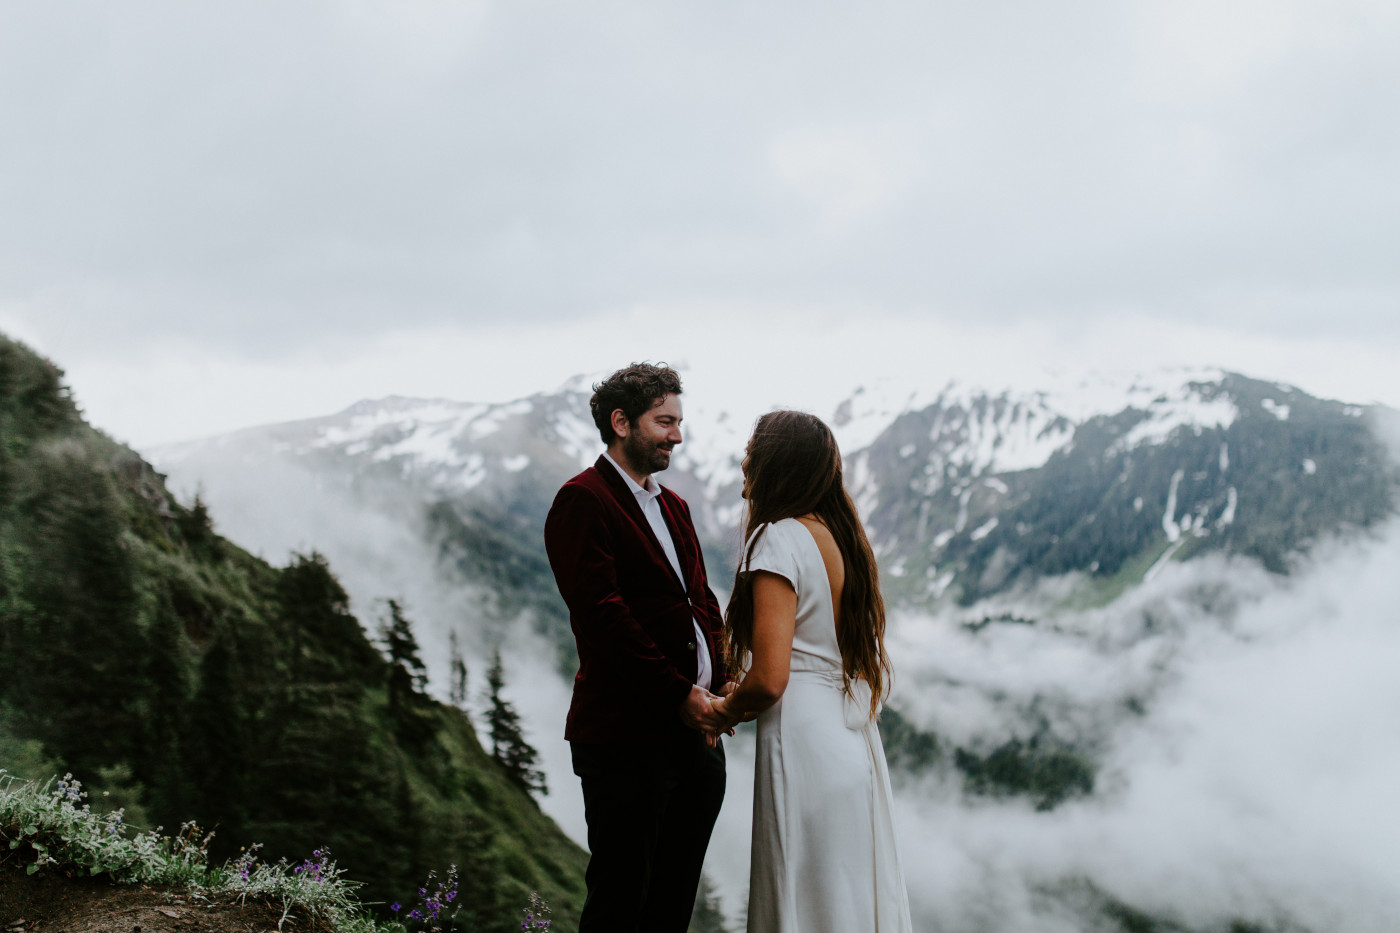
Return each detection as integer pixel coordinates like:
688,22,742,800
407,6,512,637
707,571,796,728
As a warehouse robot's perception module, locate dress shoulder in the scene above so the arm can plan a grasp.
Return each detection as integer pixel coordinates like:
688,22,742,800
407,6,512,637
742,519,803,588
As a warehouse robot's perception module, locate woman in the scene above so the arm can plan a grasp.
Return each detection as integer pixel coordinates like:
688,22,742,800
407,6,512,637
701,410,912,933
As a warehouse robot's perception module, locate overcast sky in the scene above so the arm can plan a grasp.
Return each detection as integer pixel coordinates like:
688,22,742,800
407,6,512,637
2,0,1398,448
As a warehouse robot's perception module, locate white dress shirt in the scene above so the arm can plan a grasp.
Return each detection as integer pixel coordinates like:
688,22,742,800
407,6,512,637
603,451,713,690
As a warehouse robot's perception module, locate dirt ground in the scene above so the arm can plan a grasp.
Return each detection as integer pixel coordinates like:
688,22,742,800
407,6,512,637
0,865,330,933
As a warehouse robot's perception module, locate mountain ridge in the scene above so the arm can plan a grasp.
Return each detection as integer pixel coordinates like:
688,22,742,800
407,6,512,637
153,367,1398,616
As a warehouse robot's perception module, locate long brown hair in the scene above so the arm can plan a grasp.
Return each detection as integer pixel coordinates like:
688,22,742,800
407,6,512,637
723,410,891,717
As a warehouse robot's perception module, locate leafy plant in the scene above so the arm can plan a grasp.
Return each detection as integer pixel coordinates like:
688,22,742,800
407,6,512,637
0,771,208,884
0,770,385,931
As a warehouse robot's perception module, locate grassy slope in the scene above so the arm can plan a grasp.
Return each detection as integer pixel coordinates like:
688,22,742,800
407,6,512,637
0,334,585,932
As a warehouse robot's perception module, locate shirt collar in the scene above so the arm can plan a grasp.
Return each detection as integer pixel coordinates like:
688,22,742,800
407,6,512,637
603,451,661,502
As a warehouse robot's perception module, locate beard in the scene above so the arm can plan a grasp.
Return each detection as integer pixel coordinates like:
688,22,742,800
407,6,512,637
622,430,674,476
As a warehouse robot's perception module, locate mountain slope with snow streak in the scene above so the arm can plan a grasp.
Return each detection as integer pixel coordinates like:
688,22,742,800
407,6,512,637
154,369,1395,617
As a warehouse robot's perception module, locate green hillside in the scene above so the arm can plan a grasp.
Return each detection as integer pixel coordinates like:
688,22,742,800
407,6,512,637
0,334,587,931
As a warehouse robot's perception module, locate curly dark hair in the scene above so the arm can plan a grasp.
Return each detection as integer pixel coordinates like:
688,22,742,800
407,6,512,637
589,363,683,444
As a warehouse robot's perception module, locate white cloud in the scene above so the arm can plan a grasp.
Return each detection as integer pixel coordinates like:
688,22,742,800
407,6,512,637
337,0,491,73
28,302,1396,451
769,122,923,232
888,526,1400,932
3,0,1398,369
1129,0,1400,103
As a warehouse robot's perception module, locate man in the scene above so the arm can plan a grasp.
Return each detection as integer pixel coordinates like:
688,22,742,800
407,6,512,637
544,362,727,933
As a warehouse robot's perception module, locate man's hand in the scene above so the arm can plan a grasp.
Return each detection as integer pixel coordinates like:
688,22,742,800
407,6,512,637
696,693,742,734
679,684,718,731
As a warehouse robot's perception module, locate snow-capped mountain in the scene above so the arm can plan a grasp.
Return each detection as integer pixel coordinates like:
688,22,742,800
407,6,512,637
155,367,1396,621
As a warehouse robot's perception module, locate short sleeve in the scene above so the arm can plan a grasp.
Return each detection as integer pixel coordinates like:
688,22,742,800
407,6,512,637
742,521,800,588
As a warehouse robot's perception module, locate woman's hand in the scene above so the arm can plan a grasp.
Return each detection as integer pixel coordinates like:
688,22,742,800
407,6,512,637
710,696,735,729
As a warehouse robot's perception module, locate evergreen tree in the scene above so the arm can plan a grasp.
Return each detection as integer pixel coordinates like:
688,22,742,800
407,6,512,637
9,444,143,777
187,630,249,832
448,630,469,709
143,594,194,821
175,491,216,554
485,648,547,798
380,599,428,706
378,599,437,748
279,552,377,684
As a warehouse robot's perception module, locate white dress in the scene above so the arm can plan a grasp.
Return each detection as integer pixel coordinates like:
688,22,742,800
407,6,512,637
744,519,913,933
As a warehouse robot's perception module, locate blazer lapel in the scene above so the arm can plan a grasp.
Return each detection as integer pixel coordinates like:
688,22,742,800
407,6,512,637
655,493,694,590
594,456,686,592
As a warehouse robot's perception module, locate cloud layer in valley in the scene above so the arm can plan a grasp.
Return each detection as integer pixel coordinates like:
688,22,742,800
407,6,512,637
889,524,1400,932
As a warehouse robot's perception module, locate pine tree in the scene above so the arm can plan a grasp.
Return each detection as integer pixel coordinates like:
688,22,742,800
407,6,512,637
448,630,469,709
380,598,428,708
175,491,215,552
485,648,547,798
378,599,437,748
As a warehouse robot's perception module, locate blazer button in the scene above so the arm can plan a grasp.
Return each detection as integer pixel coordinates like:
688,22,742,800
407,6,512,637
686,640,697,651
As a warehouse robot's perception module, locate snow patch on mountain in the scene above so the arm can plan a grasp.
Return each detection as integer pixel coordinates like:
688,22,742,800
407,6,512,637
371,420,465,465
312,398,501,464
548,398,605,471
1163,470,1186,543
429,370,1235,498
1113,377,1238,452
672,401,750,496
829,380,941,454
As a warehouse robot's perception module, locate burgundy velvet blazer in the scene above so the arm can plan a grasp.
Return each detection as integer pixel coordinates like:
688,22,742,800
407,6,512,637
544,456,725,744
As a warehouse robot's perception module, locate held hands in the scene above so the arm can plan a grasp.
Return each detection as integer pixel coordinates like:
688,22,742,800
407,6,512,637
679,684,720,731
693,681,747,734
680,682,744,746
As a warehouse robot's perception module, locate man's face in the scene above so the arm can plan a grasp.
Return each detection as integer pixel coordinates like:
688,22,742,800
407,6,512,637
618,393,683,477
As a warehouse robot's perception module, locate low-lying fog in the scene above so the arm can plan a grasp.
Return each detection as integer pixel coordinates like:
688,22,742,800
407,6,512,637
885,528,1400,932
158,448,1400,932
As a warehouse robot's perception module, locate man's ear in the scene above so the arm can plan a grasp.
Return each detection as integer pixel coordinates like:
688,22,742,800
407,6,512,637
610,408,631,440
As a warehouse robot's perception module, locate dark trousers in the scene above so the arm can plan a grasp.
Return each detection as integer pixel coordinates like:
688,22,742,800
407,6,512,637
571,731,726,933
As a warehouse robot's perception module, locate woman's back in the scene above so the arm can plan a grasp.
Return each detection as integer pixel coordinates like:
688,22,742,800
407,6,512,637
793,514,844,631
743,519,841,673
